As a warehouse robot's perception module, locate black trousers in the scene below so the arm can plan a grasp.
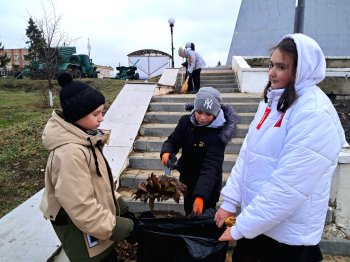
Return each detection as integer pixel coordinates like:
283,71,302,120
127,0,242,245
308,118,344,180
100,249,118,262
232,235,323,262
188,68,202,93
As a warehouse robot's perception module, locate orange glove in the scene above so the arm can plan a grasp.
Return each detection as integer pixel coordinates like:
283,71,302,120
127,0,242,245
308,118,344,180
192,197,204,216
161,153,170,166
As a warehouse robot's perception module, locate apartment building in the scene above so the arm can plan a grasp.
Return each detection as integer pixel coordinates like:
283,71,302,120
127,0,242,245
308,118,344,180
0,48,30,71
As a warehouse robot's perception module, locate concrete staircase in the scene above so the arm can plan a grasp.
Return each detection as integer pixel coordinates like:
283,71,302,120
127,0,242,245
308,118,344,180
118,70,261,213
176,67,240,93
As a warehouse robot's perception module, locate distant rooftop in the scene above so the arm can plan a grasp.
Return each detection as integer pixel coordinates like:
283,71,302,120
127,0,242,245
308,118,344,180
128,49,171,57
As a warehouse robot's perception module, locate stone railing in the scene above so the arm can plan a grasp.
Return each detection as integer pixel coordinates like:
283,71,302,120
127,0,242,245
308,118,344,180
330,147,350,229
232,55,350,96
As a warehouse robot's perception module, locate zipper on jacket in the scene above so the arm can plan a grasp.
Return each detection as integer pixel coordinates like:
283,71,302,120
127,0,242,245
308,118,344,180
256,99,272,129
256,99,286,129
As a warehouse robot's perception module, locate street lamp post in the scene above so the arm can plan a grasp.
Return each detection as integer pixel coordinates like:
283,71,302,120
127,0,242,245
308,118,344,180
168,17,175,68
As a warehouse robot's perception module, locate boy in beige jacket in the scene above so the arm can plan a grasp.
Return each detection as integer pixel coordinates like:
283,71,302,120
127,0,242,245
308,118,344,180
40,73,134,261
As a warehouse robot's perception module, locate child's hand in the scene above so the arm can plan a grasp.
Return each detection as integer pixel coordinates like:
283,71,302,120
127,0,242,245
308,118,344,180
214,208,235,228
192,197,204,216
161,153,170,166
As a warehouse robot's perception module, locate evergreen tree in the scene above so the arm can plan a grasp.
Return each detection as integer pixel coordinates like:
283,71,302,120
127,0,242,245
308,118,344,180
0,42,10,67
25,18,45,70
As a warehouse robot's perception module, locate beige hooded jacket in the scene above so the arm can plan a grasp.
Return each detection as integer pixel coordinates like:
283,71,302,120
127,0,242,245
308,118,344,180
40,110,132,259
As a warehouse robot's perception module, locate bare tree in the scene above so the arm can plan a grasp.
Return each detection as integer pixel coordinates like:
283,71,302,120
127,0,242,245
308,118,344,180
31,0,71,107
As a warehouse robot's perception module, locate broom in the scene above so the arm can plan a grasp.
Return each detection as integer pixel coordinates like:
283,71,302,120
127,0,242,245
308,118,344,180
181,76,189,93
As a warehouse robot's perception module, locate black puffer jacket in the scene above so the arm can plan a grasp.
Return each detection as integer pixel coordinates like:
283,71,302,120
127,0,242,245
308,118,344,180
160,104,238,213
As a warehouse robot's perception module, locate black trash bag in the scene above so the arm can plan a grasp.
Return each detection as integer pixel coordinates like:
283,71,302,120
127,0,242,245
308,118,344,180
135,210,228,262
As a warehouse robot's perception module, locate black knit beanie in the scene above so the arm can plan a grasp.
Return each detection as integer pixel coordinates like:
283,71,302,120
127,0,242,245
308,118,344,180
57,73,105,123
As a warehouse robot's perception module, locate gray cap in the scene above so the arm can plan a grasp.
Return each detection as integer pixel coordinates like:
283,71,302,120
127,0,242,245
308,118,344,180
194,87,222,116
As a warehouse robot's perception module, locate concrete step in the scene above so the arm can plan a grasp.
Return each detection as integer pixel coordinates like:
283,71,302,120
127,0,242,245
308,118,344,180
139,123,249,138
148,102,259,113
201,77,237,86
181,69,234,75
143,111,254,124
178,75,236,83
128,152,237,172
117,186,186,214
200,78,236,84
201,80,238,87
201,70,236,77
174,83,238,93
208,87,240,93
177,71,235,79
176,68,238,93
119,168,231,189
151,94,262,103
201,73,236,77
134,136,245,154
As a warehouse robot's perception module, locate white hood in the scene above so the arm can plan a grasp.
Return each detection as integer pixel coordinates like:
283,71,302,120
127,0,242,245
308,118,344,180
279,33,326,93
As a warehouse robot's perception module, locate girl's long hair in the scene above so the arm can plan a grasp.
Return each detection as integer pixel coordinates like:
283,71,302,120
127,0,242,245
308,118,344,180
263,38,298,113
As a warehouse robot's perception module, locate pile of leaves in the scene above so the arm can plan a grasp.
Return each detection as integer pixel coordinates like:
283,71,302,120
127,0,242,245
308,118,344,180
132,173,187,210
116,241,137,262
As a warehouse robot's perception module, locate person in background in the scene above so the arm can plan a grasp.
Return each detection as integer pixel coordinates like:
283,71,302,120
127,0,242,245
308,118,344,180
214,33,346,262
160,87,237,216
178,45,206,93
40,73,135,261
182,42,196,81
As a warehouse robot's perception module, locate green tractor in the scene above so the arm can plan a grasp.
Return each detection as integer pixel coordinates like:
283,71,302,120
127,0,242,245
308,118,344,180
58,47,98,78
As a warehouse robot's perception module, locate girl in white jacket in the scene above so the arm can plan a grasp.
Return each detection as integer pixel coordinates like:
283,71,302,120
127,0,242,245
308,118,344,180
214,34,346,261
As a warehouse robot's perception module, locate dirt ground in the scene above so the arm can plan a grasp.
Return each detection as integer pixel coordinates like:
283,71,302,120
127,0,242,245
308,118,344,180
332,98,350,143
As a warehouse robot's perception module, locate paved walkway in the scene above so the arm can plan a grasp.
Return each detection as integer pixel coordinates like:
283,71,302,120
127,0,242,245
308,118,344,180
323,254,350,261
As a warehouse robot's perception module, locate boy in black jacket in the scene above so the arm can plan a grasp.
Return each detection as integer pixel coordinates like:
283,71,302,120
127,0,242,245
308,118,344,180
160,87,237,216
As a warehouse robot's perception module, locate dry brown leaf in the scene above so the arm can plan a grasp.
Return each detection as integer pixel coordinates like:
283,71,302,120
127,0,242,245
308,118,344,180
132,173,187,210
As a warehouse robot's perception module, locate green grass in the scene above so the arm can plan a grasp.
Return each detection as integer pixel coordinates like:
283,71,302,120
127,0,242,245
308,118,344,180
0,78,125,218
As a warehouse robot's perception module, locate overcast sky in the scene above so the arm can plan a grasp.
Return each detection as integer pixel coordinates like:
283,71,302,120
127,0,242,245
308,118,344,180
0,0,242,71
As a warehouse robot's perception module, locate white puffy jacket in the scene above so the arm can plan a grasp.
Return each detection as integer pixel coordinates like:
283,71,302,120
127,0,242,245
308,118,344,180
220,33,346,245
